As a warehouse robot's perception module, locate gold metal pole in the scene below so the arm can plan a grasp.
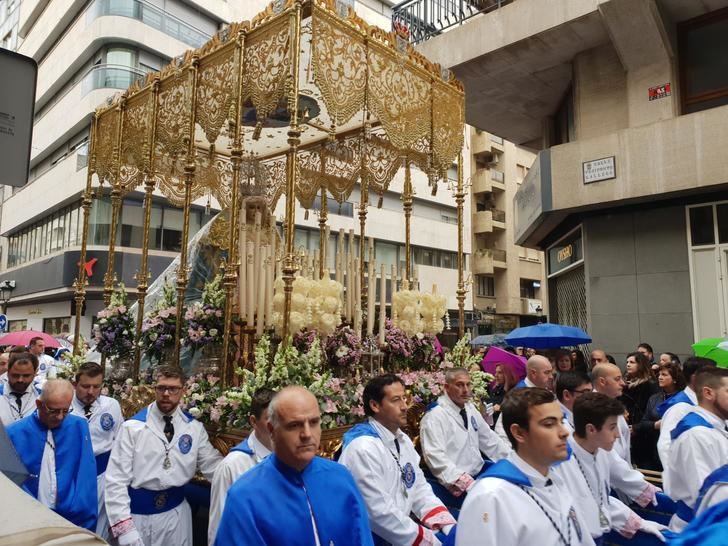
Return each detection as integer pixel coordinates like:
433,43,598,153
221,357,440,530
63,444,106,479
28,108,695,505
402,157,413,283
73,115,97,354
173,56,200,365
358,143,368,333
222,28,246,388
133,78,160,380
103,98,126,306
317,184,328,280
455,151,466,337
281,0,303,341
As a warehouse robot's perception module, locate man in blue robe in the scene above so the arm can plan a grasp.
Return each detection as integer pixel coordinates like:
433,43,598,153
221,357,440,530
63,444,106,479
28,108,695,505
7,378,97,531
215,386,373,546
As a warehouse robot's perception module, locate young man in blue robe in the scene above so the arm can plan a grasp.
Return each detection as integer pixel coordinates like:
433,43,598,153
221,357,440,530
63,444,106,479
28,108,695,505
6,378,97,530
215,386,374,546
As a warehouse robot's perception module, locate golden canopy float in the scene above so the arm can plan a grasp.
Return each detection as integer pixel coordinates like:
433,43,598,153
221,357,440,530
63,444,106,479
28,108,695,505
73,0,466,384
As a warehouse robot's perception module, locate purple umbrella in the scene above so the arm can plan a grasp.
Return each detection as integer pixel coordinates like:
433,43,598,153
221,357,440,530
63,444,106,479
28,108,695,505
481,346,527,380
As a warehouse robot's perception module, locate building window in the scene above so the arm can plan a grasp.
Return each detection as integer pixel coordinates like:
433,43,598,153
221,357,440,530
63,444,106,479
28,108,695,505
8,319,27,332
43,317,71,336
477,275,495,297
520,278,538,299
679,8,728,114
312,194,354,217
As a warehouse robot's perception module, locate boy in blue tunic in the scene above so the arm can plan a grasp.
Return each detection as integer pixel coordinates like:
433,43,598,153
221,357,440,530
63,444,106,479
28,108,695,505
215,386,373,546
7,378,97,530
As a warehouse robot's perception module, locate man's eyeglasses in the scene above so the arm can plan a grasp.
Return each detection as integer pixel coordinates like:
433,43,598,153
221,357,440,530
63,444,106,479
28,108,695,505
155,385,182,395
571,387,593,396
41,403,71,416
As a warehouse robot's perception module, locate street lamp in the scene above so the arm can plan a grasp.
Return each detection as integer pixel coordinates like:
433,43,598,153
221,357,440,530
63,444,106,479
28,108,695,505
0,280,16,315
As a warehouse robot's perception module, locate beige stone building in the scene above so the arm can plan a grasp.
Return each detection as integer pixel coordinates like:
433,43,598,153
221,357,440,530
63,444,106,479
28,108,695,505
407,0,728,361
469,128,545,335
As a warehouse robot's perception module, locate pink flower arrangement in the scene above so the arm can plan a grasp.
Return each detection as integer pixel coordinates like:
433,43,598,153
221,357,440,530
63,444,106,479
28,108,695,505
324,325,363,370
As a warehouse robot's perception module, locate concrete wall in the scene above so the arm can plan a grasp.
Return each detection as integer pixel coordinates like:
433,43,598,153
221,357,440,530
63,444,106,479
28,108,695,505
574,43,628,140
584,205,693,364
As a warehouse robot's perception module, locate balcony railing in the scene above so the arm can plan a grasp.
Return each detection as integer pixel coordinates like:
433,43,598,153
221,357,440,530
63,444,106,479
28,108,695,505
81,64,146,96
35,64,146,124
392,0,513,45
87,0,211,48
491,208,505,222
491,169,504,183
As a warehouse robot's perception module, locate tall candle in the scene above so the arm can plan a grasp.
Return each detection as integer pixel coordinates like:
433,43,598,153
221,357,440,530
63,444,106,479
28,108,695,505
238,208,247,319
378,264,386,346
313,249,320,280
267,219,277,326
253,211,262,298
336,229,344,285
256,246,267,337
246,241,255,326
391,265,398,299
354,258,361,333
367,259,375,336
324,225,330,278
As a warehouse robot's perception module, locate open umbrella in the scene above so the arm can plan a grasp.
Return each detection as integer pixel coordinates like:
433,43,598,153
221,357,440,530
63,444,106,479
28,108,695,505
0,421,29,487
697,338,728,368
505,322,591,349
0,330,60,349
470,334,508,348
480,346,527,379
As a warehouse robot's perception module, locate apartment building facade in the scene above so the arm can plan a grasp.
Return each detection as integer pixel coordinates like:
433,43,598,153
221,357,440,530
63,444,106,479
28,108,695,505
0,0,472,337
413,0,728,361
469,128,545,335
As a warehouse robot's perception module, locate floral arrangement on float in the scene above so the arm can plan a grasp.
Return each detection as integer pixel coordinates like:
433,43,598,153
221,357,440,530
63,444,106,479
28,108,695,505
271,276,343,336
182,273,225,352
324,325,363,371
94,283,136,360
55,350,88,381
139,281,178,364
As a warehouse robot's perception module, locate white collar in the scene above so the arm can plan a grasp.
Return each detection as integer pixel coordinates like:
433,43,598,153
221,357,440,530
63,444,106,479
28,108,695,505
368,417,406,448
524,377,537,388
248,431,272,458
509,452,552,488
695,405,727,430
72,394,99,411
685,386,697,404
440,393,469,415
570,437,598,462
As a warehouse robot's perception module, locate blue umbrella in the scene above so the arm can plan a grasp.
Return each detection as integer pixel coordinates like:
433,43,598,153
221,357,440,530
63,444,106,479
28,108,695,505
470,334,508,348
504,323,591,349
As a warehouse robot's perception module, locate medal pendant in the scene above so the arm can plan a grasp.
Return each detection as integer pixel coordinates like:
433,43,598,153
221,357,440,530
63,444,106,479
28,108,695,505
163,455,172,470
598,509,609,528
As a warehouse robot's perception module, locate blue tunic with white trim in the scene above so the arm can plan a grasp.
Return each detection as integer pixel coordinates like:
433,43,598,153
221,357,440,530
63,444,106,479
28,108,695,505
7,411,97,530
215,454,374,546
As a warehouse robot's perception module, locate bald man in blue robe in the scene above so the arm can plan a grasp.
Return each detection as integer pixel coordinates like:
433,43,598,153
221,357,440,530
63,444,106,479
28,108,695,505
7,378,97,530
215,386,372,546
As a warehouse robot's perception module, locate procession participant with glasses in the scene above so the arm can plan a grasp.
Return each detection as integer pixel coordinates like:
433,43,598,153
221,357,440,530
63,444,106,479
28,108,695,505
104,365,222,546
339,374,456,546
71,362,123,540
6,378,97,530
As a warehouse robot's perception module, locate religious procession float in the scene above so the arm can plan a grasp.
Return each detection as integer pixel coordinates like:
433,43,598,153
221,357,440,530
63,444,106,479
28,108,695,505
59,0,483,456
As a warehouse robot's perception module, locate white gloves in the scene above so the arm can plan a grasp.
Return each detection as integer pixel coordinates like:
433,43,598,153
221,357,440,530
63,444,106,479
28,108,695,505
640,519,668,543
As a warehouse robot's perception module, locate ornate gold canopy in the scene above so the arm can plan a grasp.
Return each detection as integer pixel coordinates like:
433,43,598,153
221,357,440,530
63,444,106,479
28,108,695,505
76,0,466,381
